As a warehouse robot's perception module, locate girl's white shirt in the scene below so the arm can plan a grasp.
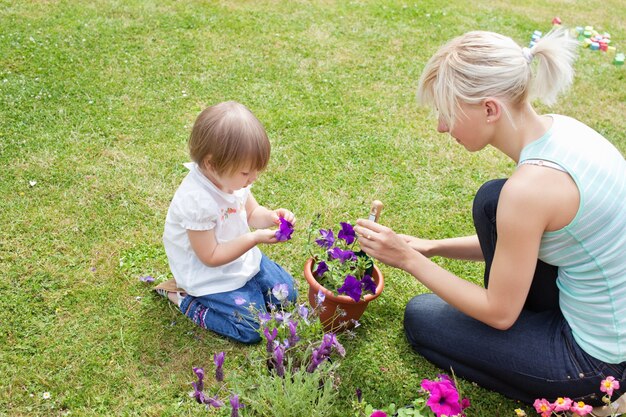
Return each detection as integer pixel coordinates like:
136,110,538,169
163,162,261,296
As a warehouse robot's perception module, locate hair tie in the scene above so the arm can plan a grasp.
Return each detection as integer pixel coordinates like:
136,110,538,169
522,47,534,64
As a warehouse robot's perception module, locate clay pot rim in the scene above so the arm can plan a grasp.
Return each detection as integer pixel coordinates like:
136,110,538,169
303,257,384,304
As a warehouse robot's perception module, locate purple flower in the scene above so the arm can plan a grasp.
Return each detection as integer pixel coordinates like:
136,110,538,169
370,411,388,417
314,260,328,278
306,333,345,372
191,367,205,403
316,289,326,304
274,311,291,323
338,275,362,302
230,394,244,417
234,296,246,305
361,274,377,294
356,388,362,403
271,283,289,301
205,394,224,408
275,217,294,242
263,327,278,353
139,275,155,283
315,229,335,249
338,222,356,244
192,367,204,391
287,320,300,347
273,344,285,378
214,352,225,382
328,247,356,264
257,312,272,325
297,304,310,323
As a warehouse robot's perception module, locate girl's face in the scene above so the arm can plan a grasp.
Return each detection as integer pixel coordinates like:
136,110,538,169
204,163,260,194
437,102,491,152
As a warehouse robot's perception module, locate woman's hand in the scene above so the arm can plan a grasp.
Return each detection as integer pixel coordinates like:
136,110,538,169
398,234,437,257
354,219,417,270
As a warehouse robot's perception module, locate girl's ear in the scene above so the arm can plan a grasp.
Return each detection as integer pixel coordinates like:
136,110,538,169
202,155,213,171
484,98,502,122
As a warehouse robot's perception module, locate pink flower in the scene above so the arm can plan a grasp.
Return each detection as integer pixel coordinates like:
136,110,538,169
533,398,554,417
553,397,573,412
369,411,387,417
424,381,462,417
600,376,620,397
570,400,593,416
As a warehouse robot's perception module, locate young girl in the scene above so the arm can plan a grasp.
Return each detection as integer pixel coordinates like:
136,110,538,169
355,29,625,412
159,101,297,344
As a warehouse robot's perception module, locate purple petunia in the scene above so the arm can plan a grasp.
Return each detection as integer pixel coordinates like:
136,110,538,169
361,274,377,294
338,222,356,244
337,275,362,302
421,377,463,417
315,229,335,249
275,217,294,242
328,247,356,264
314,260,328,278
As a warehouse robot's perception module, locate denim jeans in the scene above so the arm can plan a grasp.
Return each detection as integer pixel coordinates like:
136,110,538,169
403,179,625,405
179,253,297,344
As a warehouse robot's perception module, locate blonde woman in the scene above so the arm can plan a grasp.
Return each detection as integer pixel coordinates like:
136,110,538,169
355,29,625,412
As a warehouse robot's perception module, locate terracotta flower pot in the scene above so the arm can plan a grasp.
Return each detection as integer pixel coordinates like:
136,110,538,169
303,258,384,332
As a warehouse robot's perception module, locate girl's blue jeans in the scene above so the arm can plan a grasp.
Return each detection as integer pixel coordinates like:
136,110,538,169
179,253,297,344
403,179,625,405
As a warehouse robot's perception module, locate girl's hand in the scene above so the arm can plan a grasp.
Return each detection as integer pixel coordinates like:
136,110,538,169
272,208,296,225
354,219,416,270
253,229,280,244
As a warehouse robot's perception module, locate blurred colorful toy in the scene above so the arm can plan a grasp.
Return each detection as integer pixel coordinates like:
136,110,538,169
614,53,625,66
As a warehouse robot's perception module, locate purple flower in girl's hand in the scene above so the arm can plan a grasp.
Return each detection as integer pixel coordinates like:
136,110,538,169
338,222,356,244
275,217,294,242
214,352,225,382
338,275,362,302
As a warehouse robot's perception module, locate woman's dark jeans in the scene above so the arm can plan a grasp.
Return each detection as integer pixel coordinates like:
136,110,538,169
404,179,625,405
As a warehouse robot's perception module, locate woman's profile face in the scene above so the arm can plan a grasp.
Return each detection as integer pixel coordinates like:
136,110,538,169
438,102,490,152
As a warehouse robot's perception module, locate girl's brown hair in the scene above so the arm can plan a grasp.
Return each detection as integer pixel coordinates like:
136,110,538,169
189,101,270,175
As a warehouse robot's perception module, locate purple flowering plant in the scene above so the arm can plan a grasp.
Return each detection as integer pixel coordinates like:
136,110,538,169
307,216,377,302
189,283,345,416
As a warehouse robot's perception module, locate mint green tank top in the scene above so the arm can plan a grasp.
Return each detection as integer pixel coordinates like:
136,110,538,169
519,115,626,364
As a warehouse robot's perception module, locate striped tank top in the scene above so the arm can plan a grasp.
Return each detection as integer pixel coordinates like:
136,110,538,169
518,114,626,364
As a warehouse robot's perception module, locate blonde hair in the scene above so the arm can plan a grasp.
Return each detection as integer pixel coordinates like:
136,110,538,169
417,28,578,129
189,101,270,175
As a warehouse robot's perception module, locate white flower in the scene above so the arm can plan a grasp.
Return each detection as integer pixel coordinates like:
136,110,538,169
42,392,51,400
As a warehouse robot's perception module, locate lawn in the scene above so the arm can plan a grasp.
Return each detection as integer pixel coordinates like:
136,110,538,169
1,0,624,416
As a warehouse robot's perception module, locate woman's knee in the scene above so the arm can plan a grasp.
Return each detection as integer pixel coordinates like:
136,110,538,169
472,178,506,222
404,293,442,345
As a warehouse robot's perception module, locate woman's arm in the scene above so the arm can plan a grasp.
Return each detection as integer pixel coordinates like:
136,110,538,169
356,174,557,330
399,234,483,261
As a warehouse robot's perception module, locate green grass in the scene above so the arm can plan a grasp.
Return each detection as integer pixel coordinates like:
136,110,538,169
1,0,624,415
